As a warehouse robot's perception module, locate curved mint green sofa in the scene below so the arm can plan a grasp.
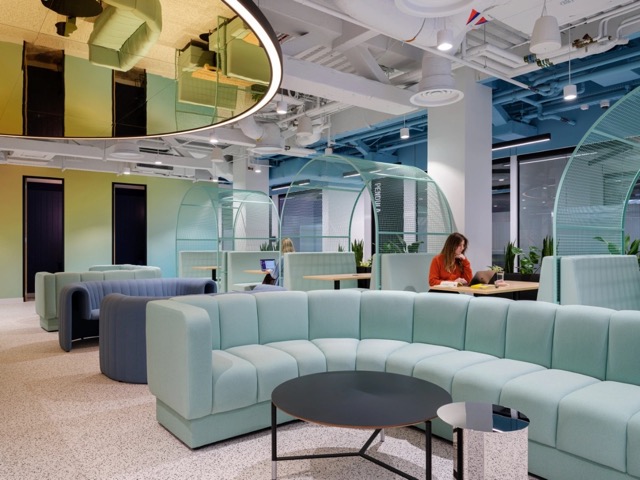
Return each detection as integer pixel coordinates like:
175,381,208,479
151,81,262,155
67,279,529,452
146,290,640,480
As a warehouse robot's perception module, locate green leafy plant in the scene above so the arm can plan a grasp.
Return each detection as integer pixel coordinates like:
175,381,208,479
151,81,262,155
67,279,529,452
337,244,345,252
351,239,364,266
594,234,640,265
517,246,540,275
379,235,423,253
504,241,517,273
541,235,554,258
488,265,504,273
259,240,279,251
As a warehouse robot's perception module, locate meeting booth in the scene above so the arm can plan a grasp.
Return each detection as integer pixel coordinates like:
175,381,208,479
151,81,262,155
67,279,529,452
175,184,279,292
279,154,455,291
542,85,640,307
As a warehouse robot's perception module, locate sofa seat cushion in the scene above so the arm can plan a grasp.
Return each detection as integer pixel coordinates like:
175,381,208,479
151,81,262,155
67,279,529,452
356,339,408,371
626,411,640,477
266,340,327,376
557,381,640,472
312,338,359,371
211,350,257,414
499,369,600,447
452,359,546,404
385,343,455,376
225,344,298,403
412,351,496,392
90,309,100,320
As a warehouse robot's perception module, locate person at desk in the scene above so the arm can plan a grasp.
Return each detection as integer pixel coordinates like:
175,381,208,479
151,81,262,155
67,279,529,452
263,237,295,285
429,232,473,287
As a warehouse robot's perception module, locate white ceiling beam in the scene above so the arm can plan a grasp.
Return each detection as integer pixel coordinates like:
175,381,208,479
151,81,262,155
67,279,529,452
282,55,415,115
343,45,390,84
332,23,379,53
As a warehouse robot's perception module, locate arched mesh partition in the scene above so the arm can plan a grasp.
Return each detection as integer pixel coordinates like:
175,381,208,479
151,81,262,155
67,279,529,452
280,154,455,286
554,86,640,255
176,184,279,280
551,86,640,302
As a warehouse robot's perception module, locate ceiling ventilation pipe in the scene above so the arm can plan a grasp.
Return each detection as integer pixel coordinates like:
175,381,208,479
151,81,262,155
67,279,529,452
332,0,499,105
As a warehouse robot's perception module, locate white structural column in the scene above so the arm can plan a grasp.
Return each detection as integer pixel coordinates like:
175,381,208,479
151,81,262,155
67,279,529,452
427,67,493,270
232,156,271,249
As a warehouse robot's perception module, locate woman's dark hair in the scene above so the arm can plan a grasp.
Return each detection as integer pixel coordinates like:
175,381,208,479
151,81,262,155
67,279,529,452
440,232,468,273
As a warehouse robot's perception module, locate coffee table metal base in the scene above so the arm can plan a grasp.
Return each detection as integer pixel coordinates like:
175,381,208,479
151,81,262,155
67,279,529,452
271,403,432,479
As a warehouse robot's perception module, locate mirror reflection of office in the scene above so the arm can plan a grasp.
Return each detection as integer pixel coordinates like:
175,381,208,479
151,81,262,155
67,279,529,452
0,0,281,139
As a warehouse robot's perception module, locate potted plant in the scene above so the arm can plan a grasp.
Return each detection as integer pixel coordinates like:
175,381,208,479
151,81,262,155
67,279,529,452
351,239,364,266
504,241,517,274
351,239,370,287
594,234,640,266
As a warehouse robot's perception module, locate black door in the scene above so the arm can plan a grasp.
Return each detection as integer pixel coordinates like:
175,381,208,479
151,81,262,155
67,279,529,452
24,177,64,301
113,183,147,265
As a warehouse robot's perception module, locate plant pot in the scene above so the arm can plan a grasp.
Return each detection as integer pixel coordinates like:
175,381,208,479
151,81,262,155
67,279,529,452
357,266,371,288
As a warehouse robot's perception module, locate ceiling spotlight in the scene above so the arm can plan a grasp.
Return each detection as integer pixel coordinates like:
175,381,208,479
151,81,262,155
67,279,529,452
563,84,577,101
436,28,454,52
324,147,333,155
400,127,410,139
254,166,262,173
276,100,288,115
123,167,131,175
580,104,589,111
209,131,219,144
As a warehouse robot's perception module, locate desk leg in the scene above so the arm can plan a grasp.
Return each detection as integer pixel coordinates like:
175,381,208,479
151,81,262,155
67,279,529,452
334,280,340,289
425,421,432,479
271,402,277,479
454,427,463,480
211,268,217,282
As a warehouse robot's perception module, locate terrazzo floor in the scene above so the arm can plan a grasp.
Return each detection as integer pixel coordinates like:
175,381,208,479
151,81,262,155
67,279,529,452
0,299,541,479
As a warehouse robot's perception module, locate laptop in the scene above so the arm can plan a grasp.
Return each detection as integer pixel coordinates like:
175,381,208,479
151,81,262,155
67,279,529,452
260,258,276,272
469,269,497,286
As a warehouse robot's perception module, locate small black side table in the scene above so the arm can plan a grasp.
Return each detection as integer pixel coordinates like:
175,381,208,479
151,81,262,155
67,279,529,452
438,402,530,480
271,371,451,479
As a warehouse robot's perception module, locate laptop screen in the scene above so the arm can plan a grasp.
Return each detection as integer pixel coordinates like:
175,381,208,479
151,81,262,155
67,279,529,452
469,269,497,286
260,259,276,271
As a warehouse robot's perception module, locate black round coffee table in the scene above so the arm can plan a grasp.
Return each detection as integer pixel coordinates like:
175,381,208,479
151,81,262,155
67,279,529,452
271,371,452,479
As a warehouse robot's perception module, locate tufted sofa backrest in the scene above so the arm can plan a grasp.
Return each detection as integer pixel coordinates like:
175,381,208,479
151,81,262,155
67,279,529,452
414,293,470,349
159,290,640,385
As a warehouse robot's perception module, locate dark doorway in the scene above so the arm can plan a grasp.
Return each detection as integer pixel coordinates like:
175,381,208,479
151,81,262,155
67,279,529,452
113,69,147,137
24,44,65,136
23,177,64,301
113,183,147,265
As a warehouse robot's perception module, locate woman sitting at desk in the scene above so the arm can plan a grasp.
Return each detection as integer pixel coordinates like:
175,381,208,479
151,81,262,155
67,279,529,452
263,237,295,285
429,232,473,287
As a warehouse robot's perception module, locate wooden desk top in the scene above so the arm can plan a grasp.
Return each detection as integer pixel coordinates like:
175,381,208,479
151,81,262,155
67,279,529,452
303,273,372,281
244,269,269,274
429,280,539,295
192,265,218,270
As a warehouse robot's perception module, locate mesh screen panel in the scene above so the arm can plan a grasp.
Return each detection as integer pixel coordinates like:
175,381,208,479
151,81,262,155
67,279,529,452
280,154,455,254
176,184,278,275
555,86,640,257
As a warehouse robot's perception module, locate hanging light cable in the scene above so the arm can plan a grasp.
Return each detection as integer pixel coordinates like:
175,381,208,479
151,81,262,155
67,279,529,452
563,27,577,101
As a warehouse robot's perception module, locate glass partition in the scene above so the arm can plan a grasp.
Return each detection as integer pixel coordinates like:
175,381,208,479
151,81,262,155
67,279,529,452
280,154,455,289
552,85,640,301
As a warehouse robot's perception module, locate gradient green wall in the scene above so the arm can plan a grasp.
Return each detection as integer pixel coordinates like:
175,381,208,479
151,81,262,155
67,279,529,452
0,164,195,299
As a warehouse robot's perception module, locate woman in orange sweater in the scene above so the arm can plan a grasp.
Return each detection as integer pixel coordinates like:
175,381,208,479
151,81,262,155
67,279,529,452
429,232,473,286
